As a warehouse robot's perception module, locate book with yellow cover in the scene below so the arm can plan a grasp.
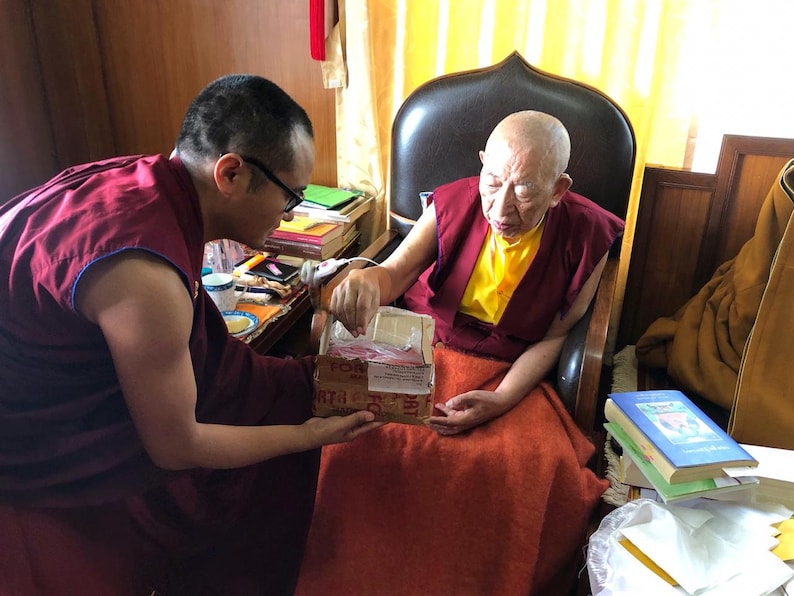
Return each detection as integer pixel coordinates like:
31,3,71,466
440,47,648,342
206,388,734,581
276,215,323,232
270,222,342,246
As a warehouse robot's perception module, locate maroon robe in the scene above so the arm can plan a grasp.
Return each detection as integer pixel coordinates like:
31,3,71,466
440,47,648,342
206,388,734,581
0,155,318,594
403,176,625,360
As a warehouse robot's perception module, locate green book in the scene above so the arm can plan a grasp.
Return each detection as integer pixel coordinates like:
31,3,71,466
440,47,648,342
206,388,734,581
301,185,363,210
605,422,758,503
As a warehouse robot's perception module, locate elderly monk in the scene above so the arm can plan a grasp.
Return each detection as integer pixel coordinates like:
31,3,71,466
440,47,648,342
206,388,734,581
295,111,623,596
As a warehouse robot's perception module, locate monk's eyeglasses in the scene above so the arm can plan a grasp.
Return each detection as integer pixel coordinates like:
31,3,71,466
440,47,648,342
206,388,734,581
239,155,305,213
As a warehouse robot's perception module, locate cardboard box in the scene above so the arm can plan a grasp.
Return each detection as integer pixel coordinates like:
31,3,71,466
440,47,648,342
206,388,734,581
313,307,435,424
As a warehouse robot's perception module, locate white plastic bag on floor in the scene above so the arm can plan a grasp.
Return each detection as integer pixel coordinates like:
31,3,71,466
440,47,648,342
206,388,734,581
587,499,681,595
587,498,794,596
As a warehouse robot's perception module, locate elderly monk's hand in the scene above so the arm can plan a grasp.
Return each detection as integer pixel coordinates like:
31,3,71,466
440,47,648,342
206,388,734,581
329,268,381,337
428,390,512,436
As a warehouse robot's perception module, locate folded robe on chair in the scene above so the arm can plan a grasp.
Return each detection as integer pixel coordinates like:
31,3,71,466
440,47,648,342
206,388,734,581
295,346,608,596
636,159,794,448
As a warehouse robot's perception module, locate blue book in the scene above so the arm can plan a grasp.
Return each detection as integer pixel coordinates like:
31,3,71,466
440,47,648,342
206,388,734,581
605,389,758,484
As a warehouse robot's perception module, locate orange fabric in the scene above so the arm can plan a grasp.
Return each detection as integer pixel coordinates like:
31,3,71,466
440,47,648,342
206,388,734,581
235,302,283,340
296,347,608,596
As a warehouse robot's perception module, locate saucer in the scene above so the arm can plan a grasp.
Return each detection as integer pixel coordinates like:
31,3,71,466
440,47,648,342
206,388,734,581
222,310,259,337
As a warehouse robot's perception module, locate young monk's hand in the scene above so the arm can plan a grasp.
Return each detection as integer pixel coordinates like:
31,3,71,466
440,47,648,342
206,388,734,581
303,410,386,446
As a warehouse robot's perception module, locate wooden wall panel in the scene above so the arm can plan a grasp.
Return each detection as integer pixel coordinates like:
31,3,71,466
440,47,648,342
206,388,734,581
90,0,337,183
695,136,794,290
2,0,337,203
618,169,716,347
0,0,57,199
29,0,115,166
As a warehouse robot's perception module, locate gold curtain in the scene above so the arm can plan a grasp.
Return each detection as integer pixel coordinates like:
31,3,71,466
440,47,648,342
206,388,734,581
328,0,722,350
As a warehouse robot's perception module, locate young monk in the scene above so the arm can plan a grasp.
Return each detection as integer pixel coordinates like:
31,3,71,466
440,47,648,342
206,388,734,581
0,74,381,595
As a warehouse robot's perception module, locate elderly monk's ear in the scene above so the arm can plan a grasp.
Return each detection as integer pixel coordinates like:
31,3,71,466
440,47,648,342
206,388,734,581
549,173,572,207
213,153,247,197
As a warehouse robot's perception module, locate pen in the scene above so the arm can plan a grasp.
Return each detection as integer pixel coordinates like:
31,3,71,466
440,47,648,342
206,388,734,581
233,253,265,276
236,285,277,294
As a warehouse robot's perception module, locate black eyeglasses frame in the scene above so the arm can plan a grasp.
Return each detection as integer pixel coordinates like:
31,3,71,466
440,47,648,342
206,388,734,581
238,155,305,213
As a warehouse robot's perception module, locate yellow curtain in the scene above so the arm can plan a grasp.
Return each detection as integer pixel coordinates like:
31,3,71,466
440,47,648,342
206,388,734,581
329,0,724,350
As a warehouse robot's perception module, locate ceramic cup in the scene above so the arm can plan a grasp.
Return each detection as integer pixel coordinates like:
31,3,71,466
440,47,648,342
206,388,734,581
202,272,245,312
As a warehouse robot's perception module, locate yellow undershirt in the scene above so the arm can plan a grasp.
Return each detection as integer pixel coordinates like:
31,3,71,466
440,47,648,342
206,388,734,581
459,218,545,324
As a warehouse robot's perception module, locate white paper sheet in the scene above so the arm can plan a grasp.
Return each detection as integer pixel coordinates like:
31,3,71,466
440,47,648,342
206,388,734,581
590,498,794,596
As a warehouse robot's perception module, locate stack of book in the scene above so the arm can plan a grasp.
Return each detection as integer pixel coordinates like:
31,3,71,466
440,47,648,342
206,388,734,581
263,184,372,260
722,443,794,507
604,389,760,503
292,184,373,224
266,219,351,260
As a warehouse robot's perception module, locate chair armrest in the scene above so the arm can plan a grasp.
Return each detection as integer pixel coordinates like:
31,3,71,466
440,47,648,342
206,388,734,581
556,305,592,413
556,257,619,441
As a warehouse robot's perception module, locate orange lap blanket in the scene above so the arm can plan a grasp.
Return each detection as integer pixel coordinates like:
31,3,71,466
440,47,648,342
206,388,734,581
295,347,608,596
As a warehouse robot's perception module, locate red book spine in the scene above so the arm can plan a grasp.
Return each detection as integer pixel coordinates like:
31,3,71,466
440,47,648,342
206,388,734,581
270,225,340,245
270,230,325,245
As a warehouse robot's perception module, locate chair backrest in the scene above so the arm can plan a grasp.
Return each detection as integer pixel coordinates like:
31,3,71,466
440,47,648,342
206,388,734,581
389,52,636,239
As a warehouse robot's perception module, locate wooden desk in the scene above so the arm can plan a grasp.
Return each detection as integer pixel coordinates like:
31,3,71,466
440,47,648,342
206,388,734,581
247,289,313,356
247,229,399,357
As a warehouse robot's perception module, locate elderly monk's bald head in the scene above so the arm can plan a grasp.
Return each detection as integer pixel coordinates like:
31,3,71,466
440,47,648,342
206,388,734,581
478,111,573,238
485,110,571,184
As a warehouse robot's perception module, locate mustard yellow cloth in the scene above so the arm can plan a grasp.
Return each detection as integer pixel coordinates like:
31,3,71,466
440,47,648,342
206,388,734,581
730,161,794,448
459,219,544,324
636,160,794,448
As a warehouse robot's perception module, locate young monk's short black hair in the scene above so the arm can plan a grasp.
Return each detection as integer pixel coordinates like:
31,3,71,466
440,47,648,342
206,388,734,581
175,74,313,172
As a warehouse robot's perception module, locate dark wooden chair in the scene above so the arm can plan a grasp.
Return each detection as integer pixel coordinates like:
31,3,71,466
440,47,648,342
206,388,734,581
352,51,636,442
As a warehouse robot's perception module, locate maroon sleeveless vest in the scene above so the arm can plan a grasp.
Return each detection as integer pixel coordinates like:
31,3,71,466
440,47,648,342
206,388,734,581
402,176,624,361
